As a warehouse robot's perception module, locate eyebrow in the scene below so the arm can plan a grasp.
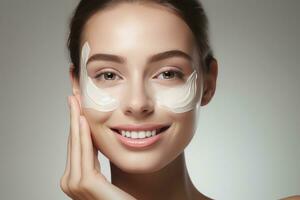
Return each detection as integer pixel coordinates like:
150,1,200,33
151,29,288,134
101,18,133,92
86,49,192,65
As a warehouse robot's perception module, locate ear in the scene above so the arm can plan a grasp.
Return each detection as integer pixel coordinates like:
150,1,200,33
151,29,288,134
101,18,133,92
200,59,218,106
69,64,83,112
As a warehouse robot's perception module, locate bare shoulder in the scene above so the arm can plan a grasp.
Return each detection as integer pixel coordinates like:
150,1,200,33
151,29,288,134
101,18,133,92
281,195,300,200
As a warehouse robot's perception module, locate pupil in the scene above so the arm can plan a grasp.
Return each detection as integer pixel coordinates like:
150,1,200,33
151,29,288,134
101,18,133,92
163,71,174,79
105,72,114,80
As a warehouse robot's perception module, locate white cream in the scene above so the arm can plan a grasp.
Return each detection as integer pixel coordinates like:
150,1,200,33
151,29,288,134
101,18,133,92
80,41,202,114
80,42,120,112
153,71,202,113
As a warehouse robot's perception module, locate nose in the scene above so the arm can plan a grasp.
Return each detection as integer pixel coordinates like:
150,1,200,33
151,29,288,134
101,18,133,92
121,80,154,118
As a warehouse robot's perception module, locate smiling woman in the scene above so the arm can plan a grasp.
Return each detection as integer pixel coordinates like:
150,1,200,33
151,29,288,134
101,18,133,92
59,0,218,199
58,0,300,200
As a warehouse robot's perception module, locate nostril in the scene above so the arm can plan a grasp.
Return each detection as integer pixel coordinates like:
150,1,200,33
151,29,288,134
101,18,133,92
124,106,153,116
142,108,152,114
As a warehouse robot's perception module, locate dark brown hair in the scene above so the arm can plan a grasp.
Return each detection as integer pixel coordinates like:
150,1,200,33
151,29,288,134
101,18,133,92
67,0,214,79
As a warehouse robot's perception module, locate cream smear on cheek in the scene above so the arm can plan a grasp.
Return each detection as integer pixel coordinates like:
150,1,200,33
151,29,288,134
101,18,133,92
152,70,201,113
80,41,202,114
80,42,120,112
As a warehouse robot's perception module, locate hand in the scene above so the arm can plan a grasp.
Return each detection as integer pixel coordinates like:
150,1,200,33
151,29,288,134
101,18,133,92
60,95,137,200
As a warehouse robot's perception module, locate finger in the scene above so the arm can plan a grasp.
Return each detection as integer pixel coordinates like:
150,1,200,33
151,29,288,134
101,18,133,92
64,131,79,199
79,116,95,177
64,130,71,176
74,93,83,115
68,96,84,199
63,96,72,175
60,97,78,200
60,132,71,191
78,116,100,200
69,96,81,177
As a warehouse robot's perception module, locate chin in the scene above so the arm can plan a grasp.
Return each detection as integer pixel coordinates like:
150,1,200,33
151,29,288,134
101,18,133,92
110,152,173,174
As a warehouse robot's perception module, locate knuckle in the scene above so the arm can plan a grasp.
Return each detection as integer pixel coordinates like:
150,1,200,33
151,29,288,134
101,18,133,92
59,176,68,192
78,177,92,192
60,176,73,197
68,181,81,194
60,183,67,193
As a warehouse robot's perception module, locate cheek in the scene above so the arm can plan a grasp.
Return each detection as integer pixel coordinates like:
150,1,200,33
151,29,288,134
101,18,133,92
82,108,113,148
83,108,112,124
172,111,197,148
179,112,197,144
160,110,197,161
82,108,131,161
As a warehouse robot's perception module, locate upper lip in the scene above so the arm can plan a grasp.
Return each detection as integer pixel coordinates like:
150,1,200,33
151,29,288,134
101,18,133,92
110,124,171,132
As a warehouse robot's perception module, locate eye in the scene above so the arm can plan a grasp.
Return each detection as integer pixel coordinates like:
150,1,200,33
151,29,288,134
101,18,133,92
156,70,184,80
95,71,122,81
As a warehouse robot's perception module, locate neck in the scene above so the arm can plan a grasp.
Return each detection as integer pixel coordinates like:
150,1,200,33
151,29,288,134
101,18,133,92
110,152,202,200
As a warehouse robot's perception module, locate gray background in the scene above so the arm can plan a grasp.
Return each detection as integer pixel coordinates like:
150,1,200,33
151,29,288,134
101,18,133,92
0,0,299,199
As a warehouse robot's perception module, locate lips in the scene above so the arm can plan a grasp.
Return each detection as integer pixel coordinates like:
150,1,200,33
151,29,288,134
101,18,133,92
110,124,171,135
110,124,172,149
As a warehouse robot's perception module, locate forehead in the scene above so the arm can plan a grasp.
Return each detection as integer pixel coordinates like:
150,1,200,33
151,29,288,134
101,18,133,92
81,2,198,61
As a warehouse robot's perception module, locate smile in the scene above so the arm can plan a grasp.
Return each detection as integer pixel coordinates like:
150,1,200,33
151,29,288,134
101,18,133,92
111,125,170,139
109,124,171,149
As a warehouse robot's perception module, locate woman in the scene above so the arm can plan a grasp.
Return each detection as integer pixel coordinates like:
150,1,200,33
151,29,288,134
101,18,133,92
59,0,299,199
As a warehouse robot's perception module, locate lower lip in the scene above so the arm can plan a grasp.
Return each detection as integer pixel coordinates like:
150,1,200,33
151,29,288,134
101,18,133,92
113,130,164,149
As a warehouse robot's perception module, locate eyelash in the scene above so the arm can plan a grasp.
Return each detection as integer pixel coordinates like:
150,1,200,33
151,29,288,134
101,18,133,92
95,71,122,81
155,70,184,80
94,69,184,81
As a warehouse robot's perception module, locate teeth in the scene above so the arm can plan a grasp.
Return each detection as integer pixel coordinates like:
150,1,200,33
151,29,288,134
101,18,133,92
131,131,138,139
146,131,152,137
121,130,157,139
138,131,146,139
151,130,156,136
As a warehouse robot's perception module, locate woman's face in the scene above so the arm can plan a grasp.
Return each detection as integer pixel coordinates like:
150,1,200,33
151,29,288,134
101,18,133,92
77,2,205,173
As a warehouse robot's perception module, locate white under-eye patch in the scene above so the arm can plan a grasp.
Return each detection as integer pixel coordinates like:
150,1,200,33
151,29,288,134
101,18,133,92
80,42,120,112
152,70,200,113
80,41,202,113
